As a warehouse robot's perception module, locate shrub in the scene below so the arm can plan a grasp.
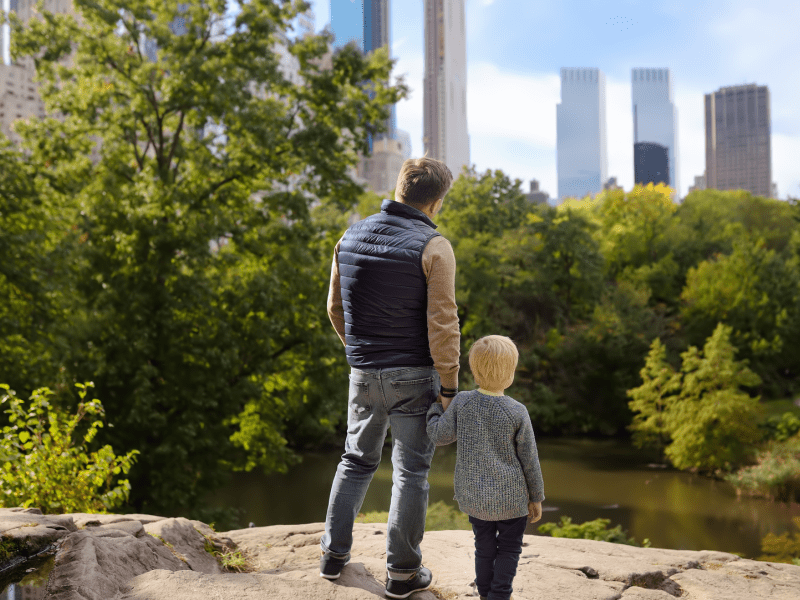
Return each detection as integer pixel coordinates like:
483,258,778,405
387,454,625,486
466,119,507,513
725,438,800,503
538,516,650,547
759,517,800,564
0,383,138,514
356,501,471,531
761,412,800,443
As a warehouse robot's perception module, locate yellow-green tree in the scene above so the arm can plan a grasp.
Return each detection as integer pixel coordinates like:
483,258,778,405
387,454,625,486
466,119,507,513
627,337,677,453
628,324,761,472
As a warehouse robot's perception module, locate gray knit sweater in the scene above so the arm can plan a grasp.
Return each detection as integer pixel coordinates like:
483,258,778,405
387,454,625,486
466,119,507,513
426,389,545,521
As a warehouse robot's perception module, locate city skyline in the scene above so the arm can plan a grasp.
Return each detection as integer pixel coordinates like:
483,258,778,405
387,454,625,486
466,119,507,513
308,0,800,200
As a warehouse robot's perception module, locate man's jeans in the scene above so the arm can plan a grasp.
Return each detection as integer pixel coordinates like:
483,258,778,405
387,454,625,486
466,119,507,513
469,515,528,600
321,366,438,577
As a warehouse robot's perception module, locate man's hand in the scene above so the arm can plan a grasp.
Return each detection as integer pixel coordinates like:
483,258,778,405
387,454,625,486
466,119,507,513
528,501,542,524
439,394,453,410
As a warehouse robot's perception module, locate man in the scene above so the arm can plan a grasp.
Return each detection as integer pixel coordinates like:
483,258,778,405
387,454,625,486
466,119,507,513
320,157,461,598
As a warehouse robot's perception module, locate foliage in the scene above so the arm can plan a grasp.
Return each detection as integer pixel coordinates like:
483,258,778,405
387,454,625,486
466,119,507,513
664,324,762,471
0,383,138,514
539,281,670,434
627,337,677,452
758,517,800,564
0,138,73,397
681,240,800,396
593,184,677,286
761,412,800,443
4,0,406,514
725,438,800,503
538,516,649,547
628,324,761,472
355,501,471,531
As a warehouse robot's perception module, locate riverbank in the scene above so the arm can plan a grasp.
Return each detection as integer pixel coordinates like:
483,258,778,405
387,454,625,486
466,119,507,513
2,508,799,599
209,437,800,559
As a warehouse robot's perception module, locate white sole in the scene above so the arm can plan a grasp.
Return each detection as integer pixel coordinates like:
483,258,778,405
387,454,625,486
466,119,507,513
384,581,432,599
320,558,351,579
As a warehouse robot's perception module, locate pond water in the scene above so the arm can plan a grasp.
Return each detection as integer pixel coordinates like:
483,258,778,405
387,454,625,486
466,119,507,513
0,552,53,599
210,437,800,560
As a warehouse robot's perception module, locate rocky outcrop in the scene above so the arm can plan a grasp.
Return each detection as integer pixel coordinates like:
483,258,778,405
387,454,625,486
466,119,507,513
2,510,799,599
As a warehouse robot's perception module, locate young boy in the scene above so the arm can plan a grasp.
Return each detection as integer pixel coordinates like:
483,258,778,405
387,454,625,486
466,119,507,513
426,335,544,600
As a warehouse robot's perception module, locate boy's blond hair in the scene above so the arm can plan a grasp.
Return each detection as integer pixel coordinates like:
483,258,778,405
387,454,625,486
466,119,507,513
468,335,519,392
395,157,453,209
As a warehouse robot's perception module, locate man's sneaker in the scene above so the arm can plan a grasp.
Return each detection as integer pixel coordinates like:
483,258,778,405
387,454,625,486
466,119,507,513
385,566,433,599
319,552,351,580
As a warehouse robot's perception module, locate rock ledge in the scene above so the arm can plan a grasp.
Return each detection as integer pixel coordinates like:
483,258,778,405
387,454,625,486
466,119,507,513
2,510,799,599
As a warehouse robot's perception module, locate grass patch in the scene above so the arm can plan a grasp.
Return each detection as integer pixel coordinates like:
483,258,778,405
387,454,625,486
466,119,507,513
0,536,21,562
147,533,188,565
356,501,470,532
201,533,256,573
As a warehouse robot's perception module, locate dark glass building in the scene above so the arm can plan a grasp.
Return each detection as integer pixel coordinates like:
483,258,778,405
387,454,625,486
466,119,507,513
634,142,670,186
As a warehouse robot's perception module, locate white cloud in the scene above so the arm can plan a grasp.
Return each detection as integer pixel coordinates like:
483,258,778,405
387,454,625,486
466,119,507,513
467,62,559,147
605,77,634,192
773,134,800,200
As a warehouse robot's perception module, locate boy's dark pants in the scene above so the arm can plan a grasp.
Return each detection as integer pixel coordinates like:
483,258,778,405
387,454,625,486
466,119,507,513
469,515,528,600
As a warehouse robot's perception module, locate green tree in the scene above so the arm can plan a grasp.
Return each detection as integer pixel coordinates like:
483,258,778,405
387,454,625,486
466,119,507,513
6,0,407,515
0,139,73,396
541,281,670,434
527,206,603,322
627,337,677,453
681,240,800,397
594,184,677,281
0,383,138,513
663,323,761,471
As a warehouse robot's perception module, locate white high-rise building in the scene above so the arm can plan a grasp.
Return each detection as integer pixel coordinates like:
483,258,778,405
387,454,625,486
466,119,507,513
632,68,679,196
423,0,469,177
556,68,608,201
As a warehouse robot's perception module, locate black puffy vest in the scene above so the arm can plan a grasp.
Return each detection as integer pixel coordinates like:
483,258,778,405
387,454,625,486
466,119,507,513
339,199,441,368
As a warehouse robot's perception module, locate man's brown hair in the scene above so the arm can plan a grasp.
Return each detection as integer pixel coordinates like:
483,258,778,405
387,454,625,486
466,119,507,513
395,157,454,208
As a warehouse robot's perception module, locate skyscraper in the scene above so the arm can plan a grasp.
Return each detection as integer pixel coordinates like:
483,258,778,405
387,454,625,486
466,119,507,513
330,0,395,140
705,84,772,198
423,0,469,177
556,68,608,201
631,68,679,194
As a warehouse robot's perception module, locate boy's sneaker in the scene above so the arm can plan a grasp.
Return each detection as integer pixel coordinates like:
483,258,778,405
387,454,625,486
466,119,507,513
384,566,433,599
319,552,351,580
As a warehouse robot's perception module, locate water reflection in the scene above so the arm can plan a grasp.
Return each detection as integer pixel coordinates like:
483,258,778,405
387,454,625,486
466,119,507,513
0,553,53,599
209,437,800,559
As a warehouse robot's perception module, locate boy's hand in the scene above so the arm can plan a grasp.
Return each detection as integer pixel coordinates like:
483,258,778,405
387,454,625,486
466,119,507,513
528,501,542,524
440,394,453,410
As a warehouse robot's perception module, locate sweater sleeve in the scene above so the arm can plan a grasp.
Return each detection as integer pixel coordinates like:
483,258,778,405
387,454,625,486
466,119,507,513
515,410,545,503
426,396,458,446
326,238,346,346
421,236,460,390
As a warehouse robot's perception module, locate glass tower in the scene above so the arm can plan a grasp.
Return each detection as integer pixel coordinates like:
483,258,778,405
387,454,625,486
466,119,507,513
631,68,679,194
557,68,608,201
330,0,395,141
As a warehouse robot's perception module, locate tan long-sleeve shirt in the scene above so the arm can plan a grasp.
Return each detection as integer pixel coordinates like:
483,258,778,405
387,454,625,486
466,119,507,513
327,235,460,389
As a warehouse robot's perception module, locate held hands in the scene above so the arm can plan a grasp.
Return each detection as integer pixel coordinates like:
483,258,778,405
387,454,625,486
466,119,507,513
528,501,542,524
439,394,453,410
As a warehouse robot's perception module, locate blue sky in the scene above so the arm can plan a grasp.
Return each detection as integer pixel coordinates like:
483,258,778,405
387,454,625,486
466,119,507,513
307,0,800,200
